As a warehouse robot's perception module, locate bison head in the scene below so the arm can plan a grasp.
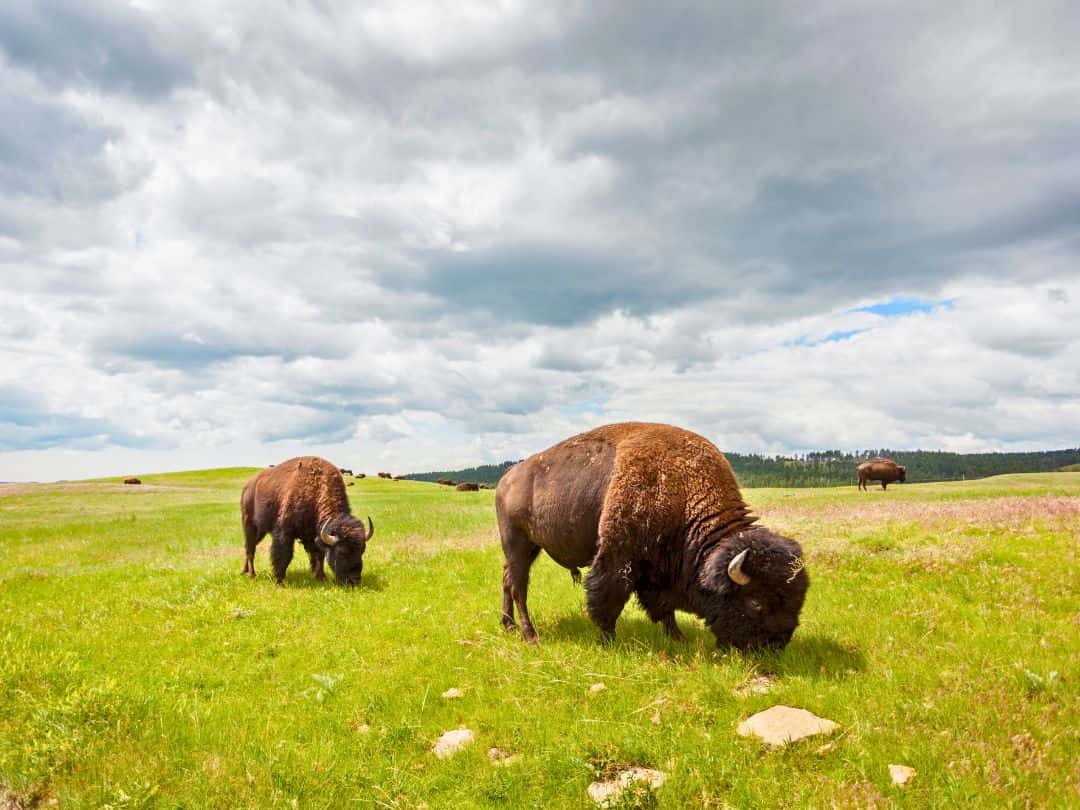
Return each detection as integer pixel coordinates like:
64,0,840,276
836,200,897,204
897,465,907,482
318,515,374,586
698,527,809,650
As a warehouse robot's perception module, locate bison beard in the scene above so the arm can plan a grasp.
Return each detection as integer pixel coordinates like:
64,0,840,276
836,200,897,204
240,457,374,586
495,423,809,649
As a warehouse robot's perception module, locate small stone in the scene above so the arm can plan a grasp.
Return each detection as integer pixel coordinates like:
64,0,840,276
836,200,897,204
737,705,839,747
734,674,775,697
889,764,916,786
589,682,607,694
433,728,474,759
815,742,836,755
650,710,662,725
587,767,667,806
488,747,521,767
441,687,464,699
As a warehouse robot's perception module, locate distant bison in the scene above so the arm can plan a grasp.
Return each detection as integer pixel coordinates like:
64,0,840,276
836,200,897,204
355,473,366,479
123,477,141,485
456,482,479,491
241,456,374,586
339,468,353,477
378,472,393,479
496,423,809,649
856,459,906,491
437,478,455,486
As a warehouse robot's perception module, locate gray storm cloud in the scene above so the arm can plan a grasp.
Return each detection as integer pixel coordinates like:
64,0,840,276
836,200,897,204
1,1,1078,480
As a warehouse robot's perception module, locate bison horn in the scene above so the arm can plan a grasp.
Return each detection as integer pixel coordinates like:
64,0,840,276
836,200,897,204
727,548,752,586
319,519,340,546
366,516,375,541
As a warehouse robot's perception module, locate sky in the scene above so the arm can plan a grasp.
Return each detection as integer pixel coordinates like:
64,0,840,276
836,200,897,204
1,1,1078,482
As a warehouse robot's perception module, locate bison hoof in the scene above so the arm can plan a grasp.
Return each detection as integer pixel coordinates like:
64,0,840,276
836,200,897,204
501,614,517,632
522,629,540,645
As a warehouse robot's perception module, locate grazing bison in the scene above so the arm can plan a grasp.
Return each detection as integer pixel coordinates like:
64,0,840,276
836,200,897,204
241,456,374,586
378,472,392,479
437,478,455,486
856,459,906,491
496,423,809,649
123,477,141,485
456,482,479,492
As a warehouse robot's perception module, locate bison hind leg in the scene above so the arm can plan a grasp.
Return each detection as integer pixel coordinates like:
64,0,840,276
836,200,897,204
500,530,542,642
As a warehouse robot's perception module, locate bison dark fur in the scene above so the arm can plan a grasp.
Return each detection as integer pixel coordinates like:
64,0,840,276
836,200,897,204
856,459,906,491
123,477,141,485
456,482,479,491
241,456,374,586
496,423,809,650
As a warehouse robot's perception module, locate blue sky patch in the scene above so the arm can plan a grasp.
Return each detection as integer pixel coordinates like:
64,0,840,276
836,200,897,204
853,297,953,317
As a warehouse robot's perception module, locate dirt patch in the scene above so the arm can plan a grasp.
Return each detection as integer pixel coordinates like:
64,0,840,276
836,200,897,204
759,496,1080,531
0,482,204,498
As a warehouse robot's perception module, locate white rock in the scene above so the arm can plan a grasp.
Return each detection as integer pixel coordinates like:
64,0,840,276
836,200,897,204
587,767,667,806
589,682,607,694
441,687,464,699
889,764,916,786
433,728,475,759
737,705,838,747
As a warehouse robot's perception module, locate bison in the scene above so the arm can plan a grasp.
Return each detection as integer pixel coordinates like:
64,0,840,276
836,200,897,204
856,459,906,491
496,422,809,649
123,477,141,485
241,456,374,586
456,482,479,492
437,478,455,486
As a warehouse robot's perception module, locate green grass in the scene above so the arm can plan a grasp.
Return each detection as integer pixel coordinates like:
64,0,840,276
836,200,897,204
1,471,1077,808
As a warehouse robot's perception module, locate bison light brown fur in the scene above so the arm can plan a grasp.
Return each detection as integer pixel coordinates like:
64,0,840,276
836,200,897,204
856,459,906,491
495,423,809,649
241,456,374,586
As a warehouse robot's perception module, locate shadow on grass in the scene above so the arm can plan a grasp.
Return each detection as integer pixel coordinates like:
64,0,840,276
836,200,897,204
766,635,866,677
247,571,388,592
542,611,712,649
535,611,865,675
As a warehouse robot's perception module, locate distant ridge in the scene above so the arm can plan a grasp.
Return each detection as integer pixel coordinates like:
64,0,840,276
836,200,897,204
403,448,1080,488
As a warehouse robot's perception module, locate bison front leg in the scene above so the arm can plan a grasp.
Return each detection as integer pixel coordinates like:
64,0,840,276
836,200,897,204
301,539,327,582
269,531,294,585
584,553,634,643
636,584,686,642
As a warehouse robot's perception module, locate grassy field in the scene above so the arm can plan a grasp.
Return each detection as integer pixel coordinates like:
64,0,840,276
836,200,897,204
1,470,1077,808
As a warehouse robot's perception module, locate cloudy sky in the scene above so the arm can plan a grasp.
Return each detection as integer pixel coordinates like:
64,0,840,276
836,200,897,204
2,1,1078,481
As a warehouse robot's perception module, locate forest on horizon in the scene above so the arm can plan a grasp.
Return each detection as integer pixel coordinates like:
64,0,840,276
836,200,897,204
403,448,1080,488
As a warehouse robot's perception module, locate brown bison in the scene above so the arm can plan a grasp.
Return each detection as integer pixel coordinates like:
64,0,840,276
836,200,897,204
123,477,141,485
456,482,479,491
437,478,456,486
496,423,809,649
241,456,374,586
856,459,906,491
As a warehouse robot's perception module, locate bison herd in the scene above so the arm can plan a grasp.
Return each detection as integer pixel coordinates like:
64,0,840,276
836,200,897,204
239,422,907,651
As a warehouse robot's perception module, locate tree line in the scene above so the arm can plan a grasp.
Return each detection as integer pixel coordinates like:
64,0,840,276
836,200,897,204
403,448,1080,488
